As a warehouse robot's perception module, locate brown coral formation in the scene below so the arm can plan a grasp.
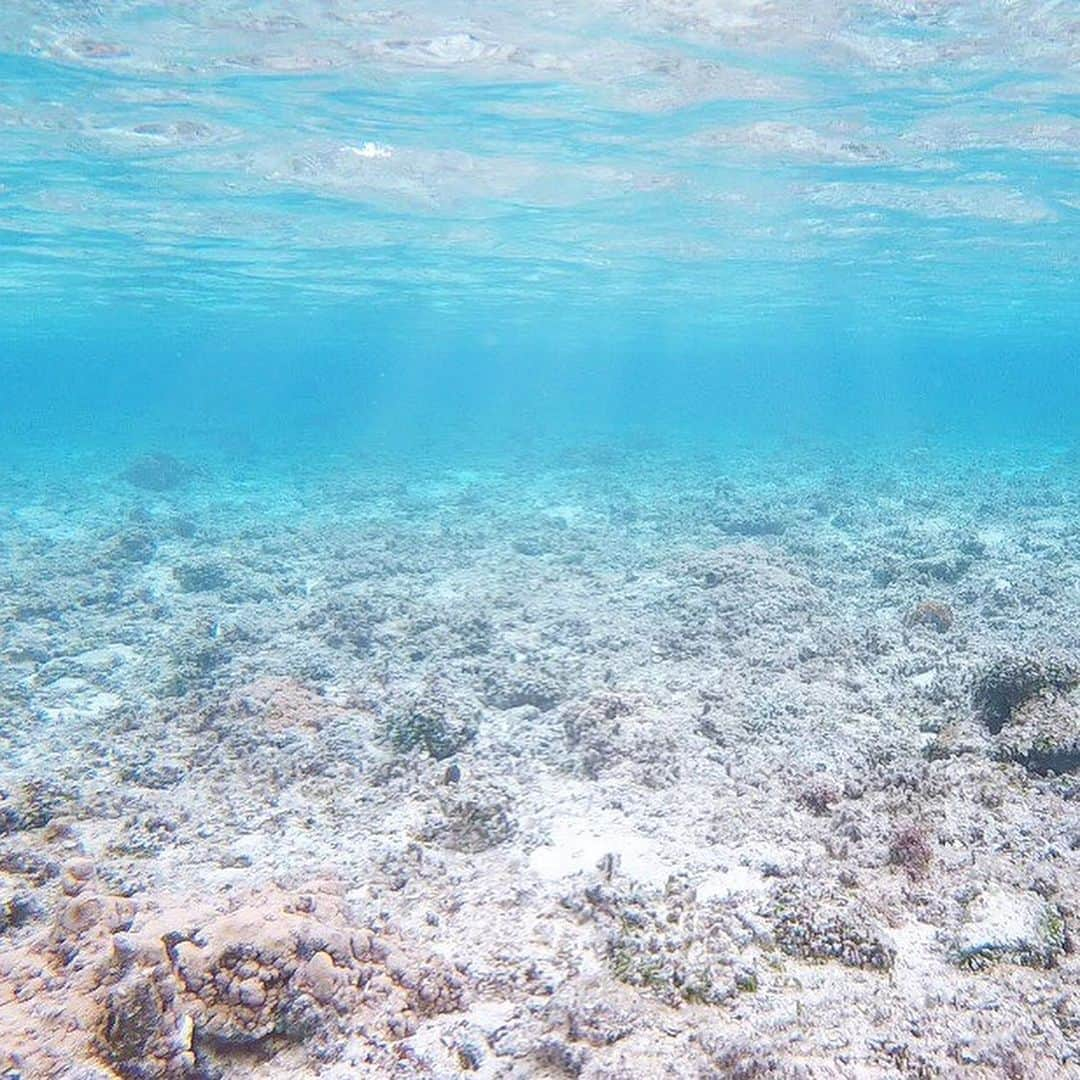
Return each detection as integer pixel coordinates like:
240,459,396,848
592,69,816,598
0,865,465,1078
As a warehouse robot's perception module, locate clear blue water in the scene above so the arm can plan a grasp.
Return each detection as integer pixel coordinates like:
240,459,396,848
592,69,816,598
0,2,1076,459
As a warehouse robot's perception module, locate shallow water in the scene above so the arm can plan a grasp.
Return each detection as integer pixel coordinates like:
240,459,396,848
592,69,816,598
1,3,1078,1078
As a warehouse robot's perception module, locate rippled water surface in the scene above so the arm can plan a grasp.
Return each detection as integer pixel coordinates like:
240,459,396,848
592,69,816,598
0,2,1077,443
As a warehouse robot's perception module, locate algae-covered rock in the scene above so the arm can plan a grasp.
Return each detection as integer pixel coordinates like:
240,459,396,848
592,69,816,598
953,884,1066,970
972,655,1079,773
995,688,1079,775
769,886,896,971
102,977,164,1066
174,561,231,594
482,665,563,712
586,877,753,1006
382,692,477,761
904,600,954,633
420,781,517,852
972,655,1077,735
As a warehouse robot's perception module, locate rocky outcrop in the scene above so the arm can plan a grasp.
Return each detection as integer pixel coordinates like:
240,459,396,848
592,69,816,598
0,865,466,1078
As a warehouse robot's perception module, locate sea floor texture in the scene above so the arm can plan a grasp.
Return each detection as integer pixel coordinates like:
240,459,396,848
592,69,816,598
0,438,1077,1078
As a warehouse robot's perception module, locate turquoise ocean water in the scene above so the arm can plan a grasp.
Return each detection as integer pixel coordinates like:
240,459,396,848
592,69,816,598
0,2,1076,463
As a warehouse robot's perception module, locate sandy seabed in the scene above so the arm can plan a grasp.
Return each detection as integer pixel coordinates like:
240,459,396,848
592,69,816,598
0,438,1077,1078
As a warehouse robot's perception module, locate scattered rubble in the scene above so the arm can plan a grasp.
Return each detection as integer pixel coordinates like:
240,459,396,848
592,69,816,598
1,443,1076,1076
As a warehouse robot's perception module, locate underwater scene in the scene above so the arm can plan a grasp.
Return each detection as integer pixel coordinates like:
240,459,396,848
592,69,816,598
0,2,1078,1077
